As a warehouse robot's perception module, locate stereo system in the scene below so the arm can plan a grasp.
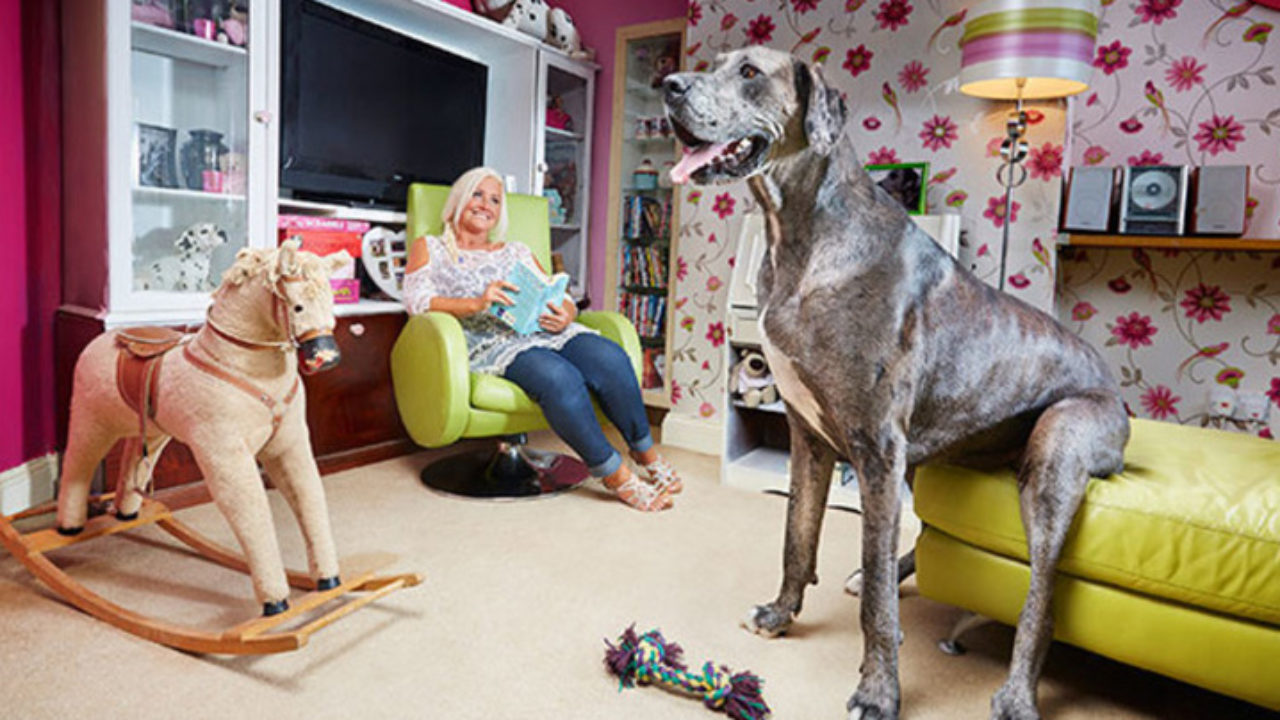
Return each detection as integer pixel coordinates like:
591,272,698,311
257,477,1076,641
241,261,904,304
1061,164,1249,237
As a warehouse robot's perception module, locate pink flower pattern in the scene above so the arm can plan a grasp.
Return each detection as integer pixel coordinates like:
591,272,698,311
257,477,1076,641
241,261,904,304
1193,114,1245,155
1165,56,1205,92
1094,40,1132,75
1135,0,1180,25
918,114,957,151
898,61,928,92
1128,150,1164,166
983,195,1019,228
1140,385,1180,419
867,146,899,164
746,14,776,45
842,44,874,77
875,0,912,31
1112,313,1158,349
1180,284,1231,323
713,192,736,219
1027,143,1062,181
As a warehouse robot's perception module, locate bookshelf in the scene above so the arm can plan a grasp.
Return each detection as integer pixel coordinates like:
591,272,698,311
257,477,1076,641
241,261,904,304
604,19,686,409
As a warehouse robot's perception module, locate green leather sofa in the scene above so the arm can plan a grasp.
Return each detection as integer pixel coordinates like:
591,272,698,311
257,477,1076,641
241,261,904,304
915,418,1280,710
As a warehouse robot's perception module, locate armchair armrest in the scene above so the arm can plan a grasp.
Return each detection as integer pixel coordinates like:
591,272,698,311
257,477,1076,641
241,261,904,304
578,310,642,382
390,312,471,448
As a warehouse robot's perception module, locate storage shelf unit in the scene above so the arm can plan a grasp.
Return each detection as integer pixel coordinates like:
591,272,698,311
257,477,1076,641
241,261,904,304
604,19,686,409
1060,233,1280,252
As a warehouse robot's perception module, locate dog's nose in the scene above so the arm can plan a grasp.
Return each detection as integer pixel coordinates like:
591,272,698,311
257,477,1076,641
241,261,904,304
663,74,691,103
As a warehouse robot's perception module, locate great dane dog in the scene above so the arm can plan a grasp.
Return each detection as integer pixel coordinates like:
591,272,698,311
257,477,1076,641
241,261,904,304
663,47,1129,720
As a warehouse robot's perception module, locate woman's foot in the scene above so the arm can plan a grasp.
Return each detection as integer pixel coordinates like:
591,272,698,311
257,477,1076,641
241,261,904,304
602,466,673,511
633,452,683,495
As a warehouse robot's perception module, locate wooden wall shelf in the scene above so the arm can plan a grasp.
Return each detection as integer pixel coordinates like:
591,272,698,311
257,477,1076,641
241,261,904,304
1060,234,1280,252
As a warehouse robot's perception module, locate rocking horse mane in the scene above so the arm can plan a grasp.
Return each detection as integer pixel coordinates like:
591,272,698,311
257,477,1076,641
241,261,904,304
220,246,332,299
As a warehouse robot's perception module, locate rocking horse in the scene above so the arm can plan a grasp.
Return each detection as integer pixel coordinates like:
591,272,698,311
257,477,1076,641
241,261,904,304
0,239,422,655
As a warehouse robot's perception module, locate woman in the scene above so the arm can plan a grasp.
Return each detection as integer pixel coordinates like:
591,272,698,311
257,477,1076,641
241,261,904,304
402,167,682,511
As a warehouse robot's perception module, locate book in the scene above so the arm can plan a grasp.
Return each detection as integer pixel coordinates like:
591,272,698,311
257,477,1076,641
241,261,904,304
488,258,570,335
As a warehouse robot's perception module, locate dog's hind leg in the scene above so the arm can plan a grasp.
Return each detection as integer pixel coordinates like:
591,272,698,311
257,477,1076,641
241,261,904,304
990,391,1127,720
843,548,915,596
743,422,835,637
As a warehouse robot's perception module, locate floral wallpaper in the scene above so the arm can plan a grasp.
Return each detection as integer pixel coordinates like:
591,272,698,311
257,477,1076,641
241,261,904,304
1060,0,1280,440
668,0,1073,421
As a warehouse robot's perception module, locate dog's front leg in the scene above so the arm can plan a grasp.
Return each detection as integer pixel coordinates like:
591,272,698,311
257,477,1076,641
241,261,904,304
744,419,835,637
848,434,907,720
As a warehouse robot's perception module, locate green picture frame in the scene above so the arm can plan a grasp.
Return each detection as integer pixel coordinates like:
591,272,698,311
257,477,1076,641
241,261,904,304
865,161,929,215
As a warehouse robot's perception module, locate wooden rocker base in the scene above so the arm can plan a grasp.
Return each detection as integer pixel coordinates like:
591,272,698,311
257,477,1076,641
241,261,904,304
0,495,423,655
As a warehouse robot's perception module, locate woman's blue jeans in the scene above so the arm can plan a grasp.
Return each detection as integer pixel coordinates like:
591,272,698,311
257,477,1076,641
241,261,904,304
503,333,653,478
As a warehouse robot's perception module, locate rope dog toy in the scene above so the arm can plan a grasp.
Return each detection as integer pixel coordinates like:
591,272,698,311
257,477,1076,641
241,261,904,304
603,625,770,720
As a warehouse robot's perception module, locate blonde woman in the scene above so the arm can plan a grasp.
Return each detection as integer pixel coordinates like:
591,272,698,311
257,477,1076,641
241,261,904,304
402,167,682,511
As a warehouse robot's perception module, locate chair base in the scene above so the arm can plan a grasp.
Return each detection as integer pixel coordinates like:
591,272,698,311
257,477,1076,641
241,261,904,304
421,436,589,500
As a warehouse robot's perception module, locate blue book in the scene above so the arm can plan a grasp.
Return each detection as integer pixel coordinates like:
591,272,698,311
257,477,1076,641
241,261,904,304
488,258,570,335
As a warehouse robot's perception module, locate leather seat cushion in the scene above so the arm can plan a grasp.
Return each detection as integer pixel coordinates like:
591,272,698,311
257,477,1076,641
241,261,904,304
914,418,1280,626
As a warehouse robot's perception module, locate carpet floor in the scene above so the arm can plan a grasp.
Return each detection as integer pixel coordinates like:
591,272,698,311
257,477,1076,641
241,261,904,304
0,433,1271,720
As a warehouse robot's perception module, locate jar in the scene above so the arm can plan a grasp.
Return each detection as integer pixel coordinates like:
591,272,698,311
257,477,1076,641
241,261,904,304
633,158,658,190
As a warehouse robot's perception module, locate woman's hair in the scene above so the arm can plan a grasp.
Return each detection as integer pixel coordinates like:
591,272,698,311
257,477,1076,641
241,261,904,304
440,166,509,263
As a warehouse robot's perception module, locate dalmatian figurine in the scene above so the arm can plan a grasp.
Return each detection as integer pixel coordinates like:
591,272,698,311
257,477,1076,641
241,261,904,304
502,0,548,42
547,7,580,54
135,222,229,292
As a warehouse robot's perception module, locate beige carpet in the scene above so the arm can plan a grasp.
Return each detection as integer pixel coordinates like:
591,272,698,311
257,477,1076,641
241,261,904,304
0,433,1270,720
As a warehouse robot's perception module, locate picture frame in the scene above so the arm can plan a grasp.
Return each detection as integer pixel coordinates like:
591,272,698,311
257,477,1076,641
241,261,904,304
135,122,179,189
865,161,929,215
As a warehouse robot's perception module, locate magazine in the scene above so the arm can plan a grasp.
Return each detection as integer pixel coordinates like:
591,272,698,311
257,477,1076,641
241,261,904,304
488,258,570,335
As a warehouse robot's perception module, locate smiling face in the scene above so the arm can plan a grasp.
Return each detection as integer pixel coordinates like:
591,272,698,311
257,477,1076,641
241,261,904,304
661,47,846,186
456,177,504,239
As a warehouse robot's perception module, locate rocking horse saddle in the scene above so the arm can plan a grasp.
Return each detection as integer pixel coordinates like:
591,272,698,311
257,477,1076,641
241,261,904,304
114,327,189,437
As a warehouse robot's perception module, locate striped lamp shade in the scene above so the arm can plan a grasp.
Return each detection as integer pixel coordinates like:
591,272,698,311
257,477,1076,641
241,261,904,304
958,0,1098,100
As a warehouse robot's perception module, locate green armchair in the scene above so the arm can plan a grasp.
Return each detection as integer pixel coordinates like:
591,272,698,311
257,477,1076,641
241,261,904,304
390,183,642,497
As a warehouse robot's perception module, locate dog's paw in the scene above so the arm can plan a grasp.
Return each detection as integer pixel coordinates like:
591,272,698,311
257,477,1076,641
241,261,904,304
741,603,793,637
989,684,1040,720
846,689,900,720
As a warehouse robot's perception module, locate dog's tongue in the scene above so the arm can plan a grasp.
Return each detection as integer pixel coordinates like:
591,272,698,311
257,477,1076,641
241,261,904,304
669,141,731,185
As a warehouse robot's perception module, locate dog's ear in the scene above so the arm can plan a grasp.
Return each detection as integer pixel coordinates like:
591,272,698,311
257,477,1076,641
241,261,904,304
175,232,194,252
794,60,846,153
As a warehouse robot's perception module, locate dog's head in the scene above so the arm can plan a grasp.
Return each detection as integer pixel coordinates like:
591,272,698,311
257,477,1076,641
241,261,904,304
175,222,229,254
663,47,847,185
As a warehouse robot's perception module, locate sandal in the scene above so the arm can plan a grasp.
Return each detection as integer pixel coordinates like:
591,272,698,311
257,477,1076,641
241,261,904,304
638,455,683,495
603,467,673,512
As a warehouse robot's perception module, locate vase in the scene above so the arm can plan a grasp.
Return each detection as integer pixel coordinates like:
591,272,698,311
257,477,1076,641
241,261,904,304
180,129,229,191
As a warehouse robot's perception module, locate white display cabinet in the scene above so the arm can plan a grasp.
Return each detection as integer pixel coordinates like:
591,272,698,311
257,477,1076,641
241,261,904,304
63,1,277,327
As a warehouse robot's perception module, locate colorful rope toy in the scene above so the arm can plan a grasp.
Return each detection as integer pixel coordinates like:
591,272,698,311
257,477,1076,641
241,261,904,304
603,625,770,720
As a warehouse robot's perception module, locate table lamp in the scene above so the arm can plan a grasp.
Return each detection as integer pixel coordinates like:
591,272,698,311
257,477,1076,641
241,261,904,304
958,0,1098,289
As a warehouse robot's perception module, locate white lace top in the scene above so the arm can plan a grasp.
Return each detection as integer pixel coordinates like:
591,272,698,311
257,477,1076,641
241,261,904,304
401,235,594,375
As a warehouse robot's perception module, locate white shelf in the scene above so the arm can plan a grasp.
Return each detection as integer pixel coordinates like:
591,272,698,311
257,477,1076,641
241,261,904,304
131,22,247,67
732,399,786,415
722,447,861,511
545,126,585,141
334,299,406,316
134,186,247,203
550,223,581,231
278,197,407,224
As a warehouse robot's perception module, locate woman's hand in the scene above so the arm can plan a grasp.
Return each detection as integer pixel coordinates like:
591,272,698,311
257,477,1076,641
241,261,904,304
480,280,517,312
539,298,576,334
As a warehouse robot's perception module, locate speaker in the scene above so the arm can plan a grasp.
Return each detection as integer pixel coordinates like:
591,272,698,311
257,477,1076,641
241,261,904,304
1119,165,1189,235
1061,166,1118,233
1191,165,1249,236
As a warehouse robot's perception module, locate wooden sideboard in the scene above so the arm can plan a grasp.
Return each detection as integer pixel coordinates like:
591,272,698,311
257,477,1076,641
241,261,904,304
55,308,414,491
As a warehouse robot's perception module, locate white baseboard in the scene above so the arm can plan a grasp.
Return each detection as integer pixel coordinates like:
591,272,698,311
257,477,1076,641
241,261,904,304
660,412,723,457
0,453,59,516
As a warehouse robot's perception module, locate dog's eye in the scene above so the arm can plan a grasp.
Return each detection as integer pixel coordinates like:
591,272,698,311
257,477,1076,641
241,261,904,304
740,64,760,80
293,304,304,313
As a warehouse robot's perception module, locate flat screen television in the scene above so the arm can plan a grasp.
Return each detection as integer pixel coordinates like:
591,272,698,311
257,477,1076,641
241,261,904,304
280,0,487,208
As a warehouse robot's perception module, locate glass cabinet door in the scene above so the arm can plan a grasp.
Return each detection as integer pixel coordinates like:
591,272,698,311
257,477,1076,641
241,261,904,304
538,53,593,301
123,2,257,318
609,25,684,405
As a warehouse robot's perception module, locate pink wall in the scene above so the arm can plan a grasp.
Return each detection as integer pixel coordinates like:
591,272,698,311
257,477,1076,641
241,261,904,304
1,0,29,471
552,0,687,307
1,0,60,472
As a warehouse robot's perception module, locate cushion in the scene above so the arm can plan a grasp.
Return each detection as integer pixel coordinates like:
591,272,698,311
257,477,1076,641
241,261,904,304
914,419,1280,626
470,372,541,415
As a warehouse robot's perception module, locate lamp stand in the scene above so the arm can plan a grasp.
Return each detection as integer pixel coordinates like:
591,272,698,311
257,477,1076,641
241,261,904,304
996,79,1029,291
